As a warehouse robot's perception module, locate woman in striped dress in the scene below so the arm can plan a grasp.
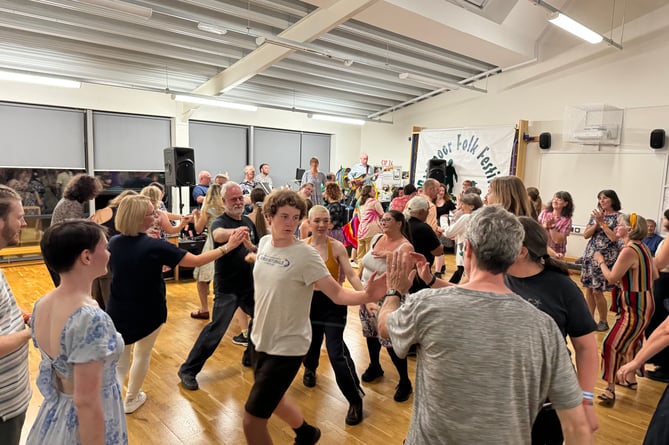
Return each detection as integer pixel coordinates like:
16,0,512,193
594,213,658,406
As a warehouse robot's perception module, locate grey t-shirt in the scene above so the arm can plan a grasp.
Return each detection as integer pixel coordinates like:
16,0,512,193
387,286,583,445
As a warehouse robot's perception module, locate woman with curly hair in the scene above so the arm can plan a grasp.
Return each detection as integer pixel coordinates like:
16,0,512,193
48,174,103,285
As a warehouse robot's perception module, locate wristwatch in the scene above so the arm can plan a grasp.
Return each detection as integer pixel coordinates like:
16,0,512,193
385,289,404,299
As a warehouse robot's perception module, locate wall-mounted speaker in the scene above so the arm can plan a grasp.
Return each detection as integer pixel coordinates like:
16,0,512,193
164,147,195,187
651,129,665,149
427,159,447,183
539,132,551,149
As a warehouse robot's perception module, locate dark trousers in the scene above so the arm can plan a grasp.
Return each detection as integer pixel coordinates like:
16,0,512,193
180,289,253,376
647,272,669,368
303,291,363,404
0,410,26,445
644,384,669,445
449,266,465,284
531,407,563,445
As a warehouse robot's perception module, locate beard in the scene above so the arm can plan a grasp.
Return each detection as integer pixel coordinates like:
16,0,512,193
1,224,19,247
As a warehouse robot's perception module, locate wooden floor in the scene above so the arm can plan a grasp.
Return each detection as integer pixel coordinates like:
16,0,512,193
3,255,664,445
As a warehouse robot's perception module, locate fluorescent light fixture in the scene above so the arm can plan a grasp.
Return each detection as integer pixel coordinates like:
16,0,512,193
197,22,227,35
398,72,460,90
256,36,353,66
548,12,603,44
0,70,81,88
172,94,257,111
308,114,365,126
30,0,152,19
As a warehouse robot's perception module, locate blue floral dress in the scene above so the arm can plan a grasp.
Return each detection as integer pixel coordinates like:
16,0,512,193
580,212,621,291
27,304,127,445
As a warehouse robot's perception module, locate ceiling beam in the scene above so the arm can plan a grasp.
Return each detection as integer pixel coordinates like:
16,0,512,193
192,0,380,96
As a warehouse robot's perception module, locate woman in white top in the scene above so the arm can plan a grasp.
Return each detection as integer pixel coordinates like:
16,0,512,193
443,193,483,283
358,210,414,402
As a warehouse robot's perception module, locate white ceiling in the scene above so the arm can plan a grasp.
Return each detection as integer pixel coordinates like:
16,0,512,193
0,0,664,120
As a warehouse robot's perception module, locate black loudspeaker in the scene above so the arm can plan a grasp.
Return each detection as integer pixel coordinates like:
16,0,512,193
164,147,195,187
539,132,551,149
427,159,447,183
651,129,665,149
163,147,197,187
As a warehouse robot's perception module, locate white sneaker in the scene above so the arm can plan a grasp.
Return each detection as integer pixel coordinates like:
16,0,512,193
124,391,147,414
350,259,358,268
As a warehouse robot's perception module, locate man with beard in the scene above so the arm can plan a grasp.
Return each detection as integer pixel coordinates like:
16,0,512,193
0,185,31,445
178,182,257,390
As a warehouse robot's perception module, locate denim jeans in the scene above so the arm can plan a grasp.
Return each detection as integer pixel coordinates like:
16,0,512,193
180,290,252,376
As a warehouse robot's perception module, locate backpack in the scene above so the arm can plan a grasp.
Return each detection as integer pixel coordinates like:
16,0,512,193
326,201,349,230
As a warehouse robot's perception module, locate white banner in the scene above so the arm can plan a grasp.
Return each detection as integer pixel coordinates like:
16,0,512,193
414,126,516,197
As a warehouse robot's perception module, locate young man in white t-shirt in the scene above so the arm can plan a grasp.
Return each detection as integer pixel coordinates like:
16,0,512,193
244,190,386,445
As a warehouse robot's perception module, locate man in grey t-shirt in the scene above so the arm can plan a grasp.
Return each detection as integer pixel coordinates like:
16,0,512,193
378,205,594,445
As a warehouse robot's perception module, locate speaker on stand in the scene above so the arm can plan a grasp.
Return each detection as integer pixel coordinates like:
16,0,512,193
164,147,195,215
427,159,447,183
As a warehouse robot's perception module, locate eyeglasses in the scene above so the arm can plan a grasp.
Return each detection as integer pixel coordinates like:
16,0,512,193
380,217,395,223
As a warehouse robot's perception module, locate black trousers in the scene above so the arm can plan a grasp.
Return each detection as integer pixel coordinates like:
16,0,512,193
303,291,363,404
0,410,26,445
532,406,563,445
647,272,669,368
644,384,669,445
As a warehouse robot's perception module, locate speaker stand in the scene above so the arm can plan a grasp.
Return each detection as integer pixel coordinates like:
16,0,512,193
169,186,191,215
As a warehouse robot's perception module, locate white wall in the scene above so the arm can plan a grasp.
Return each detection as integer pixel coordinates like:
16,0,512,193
359,12,669,257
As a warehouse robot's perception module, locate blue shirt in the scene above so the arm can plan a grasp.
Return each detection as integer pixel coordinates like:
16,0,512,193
192,184,209,206
643,233,663,256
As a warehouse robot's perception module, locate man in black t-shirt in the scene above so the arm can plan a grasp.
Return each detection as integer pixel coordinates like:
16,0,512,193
179,182,257,390
406,196,442,293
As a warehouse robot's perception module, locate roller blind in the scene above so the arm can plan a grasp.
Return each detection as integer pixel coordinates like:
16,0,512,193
188,121,248,180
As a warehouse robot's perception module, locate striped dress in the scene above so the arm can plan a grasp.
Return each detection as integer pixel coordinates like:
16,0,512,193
601,242,655,381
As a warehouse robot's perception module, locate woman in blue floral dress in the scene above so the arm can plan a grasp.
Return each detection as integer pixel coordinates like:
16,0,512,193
580,189,622,332
27,220,127,445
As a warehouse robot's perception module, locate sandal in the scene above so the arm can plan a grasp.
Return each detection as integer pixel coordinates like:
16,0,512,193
619,379,638,390
190,310,210,320
597,389,616,406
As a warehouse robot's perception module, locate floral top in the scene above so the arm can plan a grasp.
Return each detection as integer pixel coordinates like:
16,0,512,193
27,304,127,445
538,209,572,256
580,212,621,291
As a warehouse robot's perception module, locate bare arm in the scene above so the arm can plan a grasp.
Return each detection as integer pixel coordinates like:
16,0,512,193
571,333,599,432
378,250,416,338
556,405,594,445
620,316,669,380
596,247,635,284
333,240,364,291
212,224,248,244
582,222,597,240
158,211,184,235
0,329,31,358
193,209,208,234
178,229,246,268
315,272,386,306
73,361,105,445
654,240,669,270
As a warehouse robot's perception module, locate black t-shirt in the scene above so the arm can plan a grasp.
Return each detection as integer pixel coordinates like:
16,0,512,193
107,234,186,344
505,269,597,339
436,201,456,225
210,213,257,294
408,217,441,293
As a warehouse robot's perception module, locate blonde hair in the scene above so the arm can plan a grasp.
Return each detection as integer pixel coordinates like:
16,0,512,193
115,195,152,236
140,185,163,209
108,190,138,208
308,205,330,219
201,184,224,219
489,176,535,218
620,213,647,241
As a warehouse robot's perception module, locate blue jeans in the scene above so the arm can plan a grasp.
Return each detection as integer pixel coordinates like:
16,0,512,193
179,290,252,376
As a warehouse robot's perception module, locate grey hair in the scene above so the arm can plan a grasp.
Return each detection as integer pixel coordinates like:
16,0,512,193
465,205,524,274
221,181,241,200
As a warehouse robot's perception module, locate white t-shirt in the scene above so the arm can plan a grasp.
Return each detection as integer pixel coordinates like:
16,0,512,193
251,236,330,356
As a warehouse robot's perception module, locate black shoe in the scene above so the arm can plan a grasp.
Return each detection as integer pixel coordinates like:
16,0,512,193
178,370,199,391
361,365,384,382
406,344,417,357
303,368,317,388
393,381,412,402
232,332,249,346
345,400,363,426
241,349,252,368
294,424,321,445
648,368,669,383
